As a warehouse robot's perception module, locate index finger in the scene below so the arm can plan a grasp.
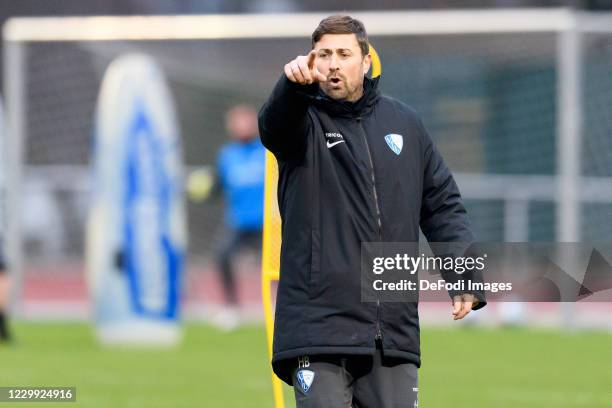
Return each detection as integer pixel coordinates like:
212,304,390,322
307,49,317,69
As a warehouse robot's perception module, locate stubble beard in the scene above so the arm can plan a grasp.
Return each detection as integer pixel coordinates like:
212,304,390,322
321,79,364,102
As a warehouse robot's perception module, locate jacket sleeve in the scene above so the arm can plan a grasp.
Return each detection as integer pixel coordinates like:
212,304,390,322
258,73,318,160
418,117,487,310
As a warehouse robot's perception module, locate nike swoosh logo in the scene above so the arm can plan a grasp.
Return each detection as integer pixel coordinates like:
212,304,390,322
327,140,345,148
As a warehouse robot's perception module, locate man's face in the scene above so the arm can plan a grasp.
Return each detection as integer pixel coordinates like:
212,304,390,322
314,34,372,102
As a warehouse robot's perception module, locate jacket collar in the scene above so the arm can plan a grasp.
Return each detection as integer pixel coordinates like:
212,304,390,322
310,75,380,118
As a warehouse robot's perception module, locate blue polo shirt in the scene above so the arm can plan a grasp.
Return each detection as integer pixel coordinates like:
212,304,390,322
217,139,266,231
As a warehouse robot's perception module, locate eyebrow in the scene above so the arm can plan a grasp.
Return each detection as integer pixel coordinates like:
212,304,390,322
318,48,353,54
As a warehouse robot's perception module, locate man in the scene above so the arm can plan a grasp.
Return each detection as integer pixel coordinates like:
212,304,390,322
258,15,486,407
192,105,265,330
0,238,10,343
214,105,265,329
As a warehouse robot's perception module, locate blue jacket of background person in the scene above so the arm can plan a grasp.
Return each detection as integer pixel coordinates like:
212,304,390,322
217,138,266,231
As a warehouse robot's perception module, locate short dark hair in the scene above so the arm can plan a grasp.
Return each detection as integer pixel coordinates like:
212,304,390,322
311,15,369,57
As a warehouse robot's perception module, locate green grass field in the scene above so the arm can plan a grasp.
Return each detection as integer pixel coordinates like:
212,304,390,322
0,322,611,407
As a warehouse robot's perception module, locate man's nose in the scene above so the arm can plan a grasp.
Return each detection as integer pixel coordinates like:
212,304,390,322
329,54,339,71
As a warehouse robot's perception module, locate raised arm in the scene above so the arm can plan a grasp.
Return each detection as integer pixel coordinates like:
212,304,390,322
258,50,326,159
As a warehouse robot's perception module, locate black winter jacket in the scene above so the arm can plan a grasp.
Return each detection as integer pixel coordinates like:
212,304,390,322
258,74,486,385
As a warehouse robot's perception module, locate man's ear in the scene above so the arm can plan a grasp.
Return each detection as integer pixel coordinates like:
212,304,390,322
363,53,372,75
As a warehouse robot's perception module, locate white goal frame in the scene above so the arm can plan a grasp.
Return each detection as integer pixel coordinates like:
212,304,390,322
4,8,612,318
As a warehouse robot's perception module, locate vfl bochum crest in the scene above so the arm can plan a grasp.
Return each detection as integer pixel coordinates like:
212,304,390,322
297,370,315,393
385,133,403,155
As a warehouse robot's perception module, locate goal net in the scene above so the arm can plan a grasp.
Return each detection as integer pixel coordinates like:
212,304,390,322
4,9,612,322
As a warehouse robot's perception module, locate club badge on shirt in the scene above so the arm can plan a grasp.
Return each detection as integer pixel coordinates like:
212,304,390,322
385,133,403,155
296,369,315,393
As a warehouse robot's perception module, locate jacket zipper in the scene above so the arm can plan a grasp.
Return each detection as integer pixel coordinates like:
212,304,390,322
357,116,383,342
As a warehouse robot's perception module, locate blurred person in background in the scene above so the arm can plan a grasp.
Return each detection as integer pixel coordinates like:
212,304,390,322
188,105,265,330
0,238,10,343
